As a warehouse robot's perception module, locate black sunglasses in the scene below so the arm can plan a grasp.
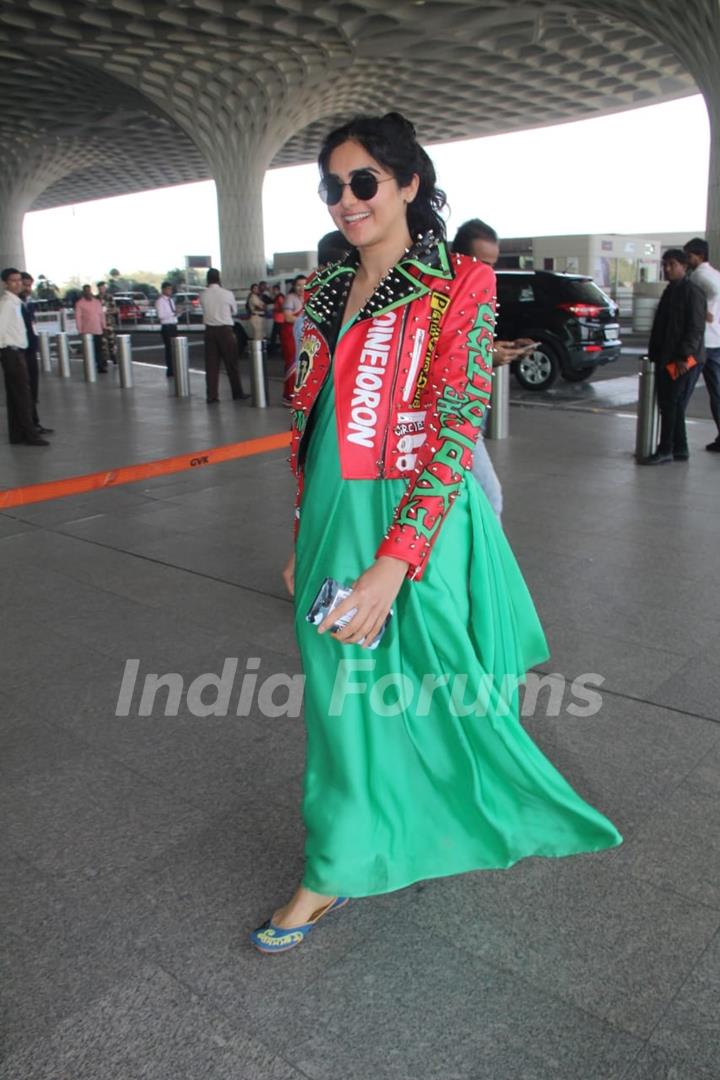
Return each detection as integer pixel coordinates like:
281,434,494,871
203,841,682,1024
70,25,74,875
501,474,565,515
318,170,394,206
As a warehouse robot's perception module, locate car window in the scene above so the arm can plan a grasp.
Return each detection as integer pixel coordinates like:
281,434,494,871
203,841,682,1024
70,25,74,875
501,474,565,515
498,277,535,304
551,277,613,307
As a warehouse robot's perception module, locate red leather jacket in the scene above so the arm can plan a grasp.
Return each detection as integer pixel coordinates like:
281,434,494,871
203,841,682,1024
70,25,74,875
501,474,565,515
289,236,496,580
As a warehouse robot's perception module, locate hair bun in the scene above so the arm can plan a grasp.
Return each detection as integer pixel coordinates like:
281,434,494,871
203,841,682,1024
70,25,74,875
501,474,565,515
382,112,416,138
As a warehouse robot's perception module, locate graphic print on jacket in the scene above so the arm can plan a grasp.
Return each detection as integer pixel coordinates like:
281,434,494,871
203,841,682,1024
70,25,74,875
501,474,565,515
289,236,496,579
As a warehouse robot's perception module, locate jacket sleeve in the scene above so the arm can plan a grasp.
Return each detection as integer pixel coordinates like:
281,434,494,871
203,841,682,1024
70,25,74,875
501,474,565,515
679,282,707,359
375,260,496,580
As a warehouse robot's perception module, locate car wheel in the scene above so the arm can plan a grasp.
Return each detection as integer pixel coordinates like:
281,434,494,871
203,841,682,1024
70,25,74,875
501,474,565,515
562,365,597,383
514,340,561,391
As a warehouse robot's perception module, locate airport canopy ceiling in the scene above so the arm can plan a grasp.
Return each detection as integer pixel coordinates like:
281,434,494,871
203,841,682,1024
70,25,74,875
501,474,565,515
0,0,698,211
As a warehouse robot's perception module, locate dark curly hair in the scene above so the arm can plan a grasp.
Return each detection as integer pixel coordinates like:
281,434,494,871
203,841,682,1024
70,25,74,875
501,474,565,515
318,112,447,241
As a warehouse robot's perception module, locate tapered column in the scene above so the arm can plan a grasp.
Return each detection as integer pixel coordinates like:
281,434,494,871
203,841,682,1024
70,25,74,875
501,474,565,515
705,99,720,261
214,157,268,291
0,189,28,271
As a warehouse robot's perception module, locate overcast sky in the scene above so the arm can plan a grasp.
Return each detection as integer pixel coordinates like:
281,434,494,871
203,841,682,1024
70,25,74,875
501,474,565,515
24,94,710,285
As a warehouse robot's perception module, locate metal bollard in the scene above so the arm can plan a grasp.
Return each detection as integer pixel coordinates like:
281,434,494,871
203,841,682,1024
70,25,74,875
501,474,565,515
486,363,509,439
39,332,52,374
82,333,97,382
117,334,134,388
56,332,71,377
59,307,68,332
173,336,190,397
635,354,659,460
250,339,267,408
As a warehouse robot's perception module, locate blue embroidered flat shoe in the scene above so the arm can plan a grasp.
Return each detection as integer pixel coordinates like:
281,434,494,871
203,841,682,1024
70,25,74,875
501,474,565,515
249,896,349,954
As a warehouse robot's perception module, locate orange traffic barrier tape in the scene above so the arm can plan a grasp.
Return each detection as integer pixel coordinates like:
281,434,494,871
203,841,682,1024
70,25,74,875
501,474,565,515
0,430,291,509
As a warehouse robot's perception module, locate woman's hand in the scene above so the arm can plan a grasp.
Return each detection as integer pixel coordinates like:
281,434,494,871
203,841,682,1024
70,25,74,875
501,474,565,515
317,556,409,648
282,551,296,597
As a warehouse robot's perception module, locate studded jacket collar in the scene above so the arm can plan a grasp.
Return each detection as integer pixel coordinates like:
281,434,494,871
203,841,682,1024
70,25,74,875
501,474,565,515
302,233,454,350
289,236,496,580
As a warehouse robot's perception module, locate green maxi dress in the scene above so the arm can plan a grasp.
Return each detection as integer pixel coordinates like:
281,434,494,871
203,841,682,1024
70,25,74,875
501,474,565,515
294,329,622,899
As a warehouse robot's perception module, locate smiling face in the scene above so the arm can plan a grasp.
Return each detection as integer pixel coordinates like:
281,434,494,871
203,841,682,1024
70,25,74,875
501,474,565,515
324,140,418,254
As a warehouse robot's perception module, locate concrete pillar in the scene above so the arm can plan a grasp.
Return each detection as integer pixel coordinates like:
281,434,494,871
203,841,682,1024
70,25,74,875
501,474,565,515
705,99,720,261
214,161,268,290
0,190,28,271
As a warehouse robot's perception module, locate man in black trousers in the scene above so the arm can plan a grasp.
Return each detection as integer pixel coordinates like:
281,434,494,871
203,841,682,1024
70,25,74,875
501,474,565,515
642,248,706,465
155,280,178,377
20,272,53,435
0,268,49,446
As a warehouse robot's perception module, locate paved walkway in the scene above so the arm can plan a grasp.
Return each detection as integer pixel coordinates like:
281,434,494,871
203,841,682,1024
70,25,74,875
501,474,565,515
1,367,719,1079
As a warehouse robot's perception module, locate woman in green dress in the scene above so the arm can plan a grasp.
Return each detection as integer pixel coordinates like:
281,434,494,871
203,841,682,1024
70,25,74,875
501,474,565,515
250,113,621,955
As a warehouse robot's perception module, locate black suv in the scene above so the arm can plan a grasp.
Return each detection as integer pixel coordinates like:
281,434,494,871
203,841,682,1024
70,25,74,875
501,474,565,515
496,271,621,390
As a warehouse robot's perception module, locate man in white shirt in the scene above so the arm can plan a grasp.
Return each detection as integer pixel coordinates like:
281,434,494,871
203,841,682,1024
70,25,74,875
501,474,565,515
0,267,49,445
684,238,720,452
201,268,247,403
155,281,178,377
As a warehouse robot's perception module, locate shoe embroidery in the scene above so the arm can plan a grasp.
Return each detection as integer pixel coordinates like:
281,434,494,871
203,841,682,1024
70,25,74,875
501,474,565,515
256,926,304,947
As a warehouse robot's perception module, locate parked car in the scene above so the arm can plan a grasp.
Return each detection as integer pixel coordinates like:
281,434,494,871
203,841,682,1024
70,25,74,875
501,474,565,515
115,298,144,323
174,291,203,323
113,290,151,313
496,271,621,390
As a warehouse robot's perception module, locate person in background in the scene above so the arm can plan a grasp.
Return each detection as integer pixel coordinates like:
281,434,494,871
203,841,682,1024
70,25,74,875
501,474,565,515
20,272,53,435
317,229,352,267
155,281,178,377
641,248,706,465
246,282,266,342
0,268,49,445
281,274,306,405
270,284,285,351
96,281,117,366
259,280,273,306
451,218,538,516
293,233,354,363
74,284,107,372
201,268,248,403
683,237,720,452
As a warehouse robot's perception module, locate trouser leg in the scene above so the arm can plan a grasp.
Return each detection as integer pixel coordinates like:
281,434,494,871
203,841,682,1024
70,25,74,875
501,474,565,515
204,327,220,400
657,366,689,455
656,366,677,455
1,348,38,442
470,435,503,517
702,347,720,439
94,334,106,370
218,326,244,398
25,347,40,426
161,324,177,375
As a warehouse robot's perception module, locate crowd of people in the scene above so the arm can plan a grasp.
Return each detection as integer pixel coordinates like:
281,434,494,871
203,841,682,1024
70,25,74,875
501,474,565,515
1,217,718,472
0,268,54,445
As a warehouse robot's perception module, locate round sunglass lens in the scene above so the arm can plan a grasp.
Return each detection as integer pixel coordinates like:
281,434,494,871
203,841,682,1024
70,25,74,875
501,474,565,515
351,172,379,200
319,177,343,205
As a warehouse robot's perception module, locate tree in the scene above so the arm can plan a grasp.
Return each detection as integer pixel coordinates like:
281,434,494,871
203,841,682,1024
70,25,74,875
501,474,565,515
35,274,58,301
108,268,124,293
165,267,186,287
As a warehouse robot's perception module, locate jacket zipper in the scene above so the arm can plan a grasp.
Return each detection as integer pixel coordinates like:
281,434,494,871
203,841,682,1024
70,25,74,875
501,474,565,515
378,305,409,478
